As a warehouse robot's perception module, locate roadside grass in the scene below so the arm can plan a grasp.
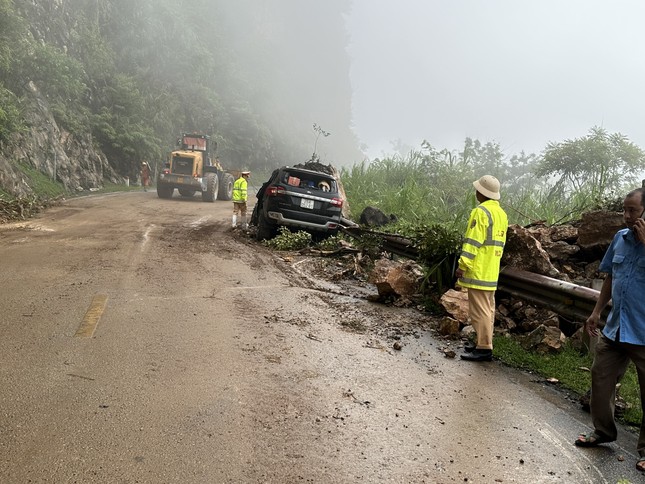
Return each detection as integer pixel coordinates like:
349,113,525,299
11,159,138,200
16,163,66,198
0,175,144,224
493,336,642,427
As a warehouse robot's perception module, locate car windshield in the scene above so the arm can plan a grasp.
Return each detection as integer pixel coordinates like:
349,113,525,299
281,170,337,193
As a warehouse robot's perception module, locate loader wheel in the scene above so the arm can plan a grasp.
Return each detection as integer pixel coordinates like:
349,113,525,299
178,189,196,197
218,173,235,201
157,184,174,199
202,173,218,202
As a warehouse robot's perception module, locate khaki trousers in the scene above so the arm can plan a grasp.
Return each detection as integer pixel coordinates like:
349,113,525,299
467,288,496,350
233,201,247,216
591,335,645,456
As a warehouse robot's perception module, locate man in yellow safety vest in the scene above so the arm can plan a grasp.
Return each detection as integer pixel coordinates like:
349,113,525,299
232,171,250,229
455,175,508,362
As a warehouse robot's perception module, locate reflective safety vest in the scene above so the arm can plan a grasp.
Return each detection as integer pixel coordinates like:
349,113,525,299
232,176,248,202
457,199,508,291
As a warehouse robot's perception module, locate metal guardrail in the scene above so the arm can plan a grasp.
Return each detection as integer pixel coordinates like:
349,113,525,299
497,267,606,322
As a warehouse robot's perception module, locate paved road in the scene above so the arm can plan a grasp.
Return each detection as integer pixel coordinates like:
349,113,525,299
0,191,642,483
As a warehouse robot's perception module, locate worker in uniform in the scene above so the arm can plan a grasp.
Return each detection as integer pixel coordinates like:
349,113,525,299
232,171,250,229
140,161,151,191
455,175,508,362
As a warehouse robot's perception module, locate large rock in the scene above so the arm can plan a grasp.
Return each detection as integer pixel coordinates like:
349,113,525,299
529,224,579,244
522,325,566,354
439,289,469,323
526,225,580,262
577,211,624,253
368,259,424,298
501,224,560,277
437,317,461,337
359,206,397,227
545,240,580,261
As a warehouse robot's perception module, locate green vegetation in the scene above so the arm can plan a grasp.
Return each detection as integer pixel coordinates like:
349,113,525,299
494,337,593,394
537,127,645,203
0,0,357,188
315,233,347,251
264,227,313,251
341,129,642,230
0,87,24,143
396,221,463,294
15,163,66,199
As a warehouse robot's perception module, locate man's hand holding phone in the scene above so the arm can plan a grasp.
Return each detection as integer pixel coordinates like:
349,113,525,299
634,210,645,243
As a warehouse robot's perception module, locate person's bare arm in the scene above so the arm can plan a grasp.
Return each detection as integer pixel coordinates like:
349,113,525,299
585,275,612,337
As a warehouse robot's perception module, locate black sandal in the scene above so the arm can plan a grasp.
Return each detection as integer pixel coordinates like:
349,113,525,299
636,456,645,472
574,431,612,447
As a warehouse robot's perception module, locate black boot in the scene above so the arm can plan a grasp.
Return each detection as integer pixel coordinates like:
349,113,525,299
463,341,476,353
460,348,493,362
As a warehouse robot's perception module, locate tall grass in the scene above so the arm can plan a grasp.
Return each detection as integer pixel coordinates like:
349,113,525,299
341,151,604,228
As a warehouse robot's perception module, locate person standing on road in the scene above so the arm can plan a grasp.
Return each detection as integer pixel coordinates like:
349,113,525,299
575,187,645,473
455,175,508,362
140,161,151,192
232,171,250,229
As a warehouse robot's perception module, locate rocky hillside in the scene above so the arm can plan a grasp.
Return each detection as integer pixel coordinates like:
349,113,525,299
0,0,360,198
0,81,120,196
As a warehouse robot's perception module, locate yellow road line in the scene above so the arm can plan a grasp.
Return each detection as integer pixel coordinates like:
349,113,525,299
75,294,108,338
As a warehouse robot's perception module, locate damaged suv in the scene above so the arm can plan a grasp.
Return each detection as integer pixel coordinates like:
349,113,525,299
251,166,344,240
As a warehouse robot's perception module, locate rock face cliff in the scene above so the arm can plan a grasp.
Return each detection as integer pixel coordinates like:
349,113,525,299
0,0,123,198
0,82,123,197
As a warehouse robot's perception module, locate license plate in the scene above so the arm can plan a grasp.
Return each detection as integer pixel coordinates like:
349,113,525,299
300,198,314,209
176,176,183,184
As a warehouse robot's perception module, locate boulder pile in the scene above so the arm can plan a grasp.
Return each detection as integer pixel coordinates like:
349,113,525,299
368,208,626,354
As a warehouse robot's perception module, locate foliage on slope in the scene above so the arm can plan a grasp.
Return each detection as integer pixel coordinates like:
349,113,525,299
0,0,359,183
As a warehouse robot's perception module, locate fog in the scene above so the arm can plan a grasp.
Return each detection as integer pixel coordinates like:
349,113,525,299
347,0,645,158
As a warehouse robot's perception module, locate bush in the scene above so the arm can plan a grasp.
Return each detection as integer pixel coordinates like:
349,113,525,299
264,227,312,251
315,234,345,251
0,86,24,143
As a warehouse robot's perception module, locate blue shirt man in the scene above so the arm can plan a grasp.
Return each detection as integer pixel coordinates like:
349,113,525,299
599,227,645,344
575,187,645,474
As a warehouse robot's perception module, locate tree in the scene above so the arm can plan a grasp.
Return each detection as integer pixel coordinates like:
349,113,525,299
536,126,645,201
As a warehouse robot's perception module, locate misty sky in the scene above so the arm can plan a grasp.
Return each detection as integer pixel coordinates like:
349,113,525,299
346,0,645,159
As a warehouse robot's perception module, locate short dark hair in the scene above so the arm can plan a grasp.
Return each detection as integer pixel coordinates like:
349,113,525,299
626,187,645,208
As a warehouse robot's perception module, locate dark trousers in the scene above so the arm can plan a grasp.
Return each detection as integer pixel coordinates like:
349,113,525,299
591,335,645,456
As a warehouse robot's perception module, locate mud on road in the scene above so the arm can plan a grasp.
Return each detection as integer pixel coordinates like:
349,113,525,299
186,222,436,344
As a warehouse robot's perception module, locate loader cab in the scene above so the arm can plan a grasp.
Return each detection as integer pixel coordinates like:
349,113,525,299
179,134,217,166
